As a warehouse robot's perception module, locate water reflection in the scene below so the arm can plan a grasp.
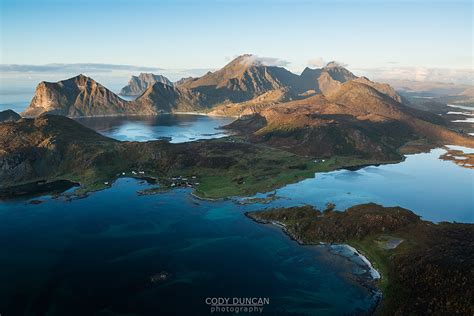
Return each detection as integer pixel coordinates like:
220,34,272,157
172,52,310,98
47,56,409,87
75,114,235,142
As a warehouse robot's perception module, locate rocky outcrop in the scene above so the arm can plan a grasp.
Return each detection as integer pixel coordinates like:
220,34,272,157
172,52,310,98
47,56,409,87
120,73,173,96
352,76,402,102
134,82,204,113
298,62,357,95
0,109,21,122
22,74,149,117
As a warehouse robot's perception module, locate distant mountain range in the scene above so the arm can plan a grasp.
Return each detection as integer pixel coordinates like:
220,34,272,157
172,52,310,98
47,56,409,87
20,54,474,157
22,54,401,116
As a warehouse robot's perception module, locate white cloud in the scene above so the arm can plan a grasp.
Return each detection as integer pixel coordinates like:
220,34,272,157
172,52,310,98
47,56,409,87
307,58,348,69
308,57,326,68
238,55,290,67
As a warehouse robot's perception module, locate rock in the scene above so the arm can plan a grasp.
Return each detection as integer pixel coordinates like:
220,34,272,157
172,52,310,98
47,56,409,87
120,73,173,96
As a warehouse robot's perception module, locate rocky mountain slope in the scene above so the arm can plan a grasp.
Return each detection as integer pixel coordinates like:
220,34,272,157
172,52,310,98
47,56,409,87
20,57,473,160
22,55,404,118
174,54,300,104
225,80,474,159
120,73,173,96
298,62,357,94
1,114,343,198
22,74,148,117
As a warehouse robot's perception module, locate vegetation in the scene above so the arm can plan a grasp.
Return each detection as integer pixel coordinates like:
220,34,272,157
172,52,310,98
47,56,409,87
246,203,474,315
0,115,388,199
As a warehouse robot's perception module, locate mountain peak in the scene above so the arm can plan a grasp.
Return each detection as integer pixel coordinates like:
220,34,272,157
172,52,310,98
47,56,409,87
22,75,136,117
120,73,173,96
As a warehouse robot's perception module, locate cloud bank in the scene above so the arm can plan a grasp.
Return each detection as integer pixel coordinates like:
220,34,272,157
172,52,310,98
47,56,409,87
0,63,163,74
355,66,474,85
237,55,290,67
307,57,348,69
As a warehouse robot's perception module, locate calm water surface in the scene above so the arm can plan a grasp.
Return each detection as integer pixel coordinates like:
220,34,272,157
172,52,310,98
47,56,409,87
75,115,235,143
256,148,474,223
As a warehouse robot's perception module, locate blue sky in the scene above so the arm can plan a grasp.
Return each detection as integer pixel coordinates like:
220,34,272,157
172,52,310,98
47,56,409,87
1,0,472,70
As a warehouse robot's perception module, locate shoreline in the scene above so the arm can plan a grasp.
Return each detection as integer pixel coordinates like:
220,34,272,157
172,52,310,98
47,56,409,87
20,111,239,120
244,214,384,313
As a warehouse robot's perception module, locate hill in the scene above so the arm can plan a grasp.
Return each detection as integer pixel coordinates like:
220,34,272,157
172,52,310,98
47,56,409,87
1,114,368,198
225,80,474,159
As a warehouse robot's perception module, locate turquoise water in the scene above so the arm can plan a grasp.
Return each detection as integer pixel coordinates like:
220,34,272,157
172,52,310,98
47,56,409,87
0,179,377,315
251,148,474,223
75,115,234,143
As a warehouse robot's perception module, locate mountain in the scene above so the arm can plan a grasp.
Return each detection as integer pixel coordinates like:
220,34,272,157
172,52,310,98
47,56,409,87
298,62,357,94
22,55,404,118
22,74,150,117
226,80,474,159
134,82,203,113
120,73,173,96
0,109,21,122
174,54,300,106
0,114,331,199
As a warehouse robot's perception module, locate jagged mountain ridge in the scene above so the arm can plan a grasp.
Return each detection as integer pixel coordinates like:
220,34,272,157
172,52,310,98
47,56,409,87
22,74,149,117
225,80,474,158
22,54,404,117
23,55,399,117
120,73,173,96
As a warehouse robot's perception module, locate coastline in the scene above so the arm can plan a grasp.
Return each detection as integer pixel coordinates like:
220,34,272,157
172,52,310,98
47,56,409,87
244,214,383,313
21,111,239,120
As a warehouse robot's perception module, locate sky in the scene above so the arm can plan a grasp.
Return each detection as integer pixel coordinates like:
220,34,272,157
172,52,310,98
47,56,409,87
0,0,472,96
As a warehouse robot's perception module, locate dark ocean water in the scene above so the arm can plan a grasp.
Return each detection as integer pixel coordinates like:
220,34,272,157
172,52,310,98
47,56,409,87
0,180,378,315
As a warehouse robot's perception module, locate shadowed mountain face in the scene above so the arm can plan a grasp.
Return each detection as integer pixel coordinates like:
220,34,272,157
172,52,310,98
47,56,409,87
0,109,21,122
134,82,204,112
120,73,173,96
